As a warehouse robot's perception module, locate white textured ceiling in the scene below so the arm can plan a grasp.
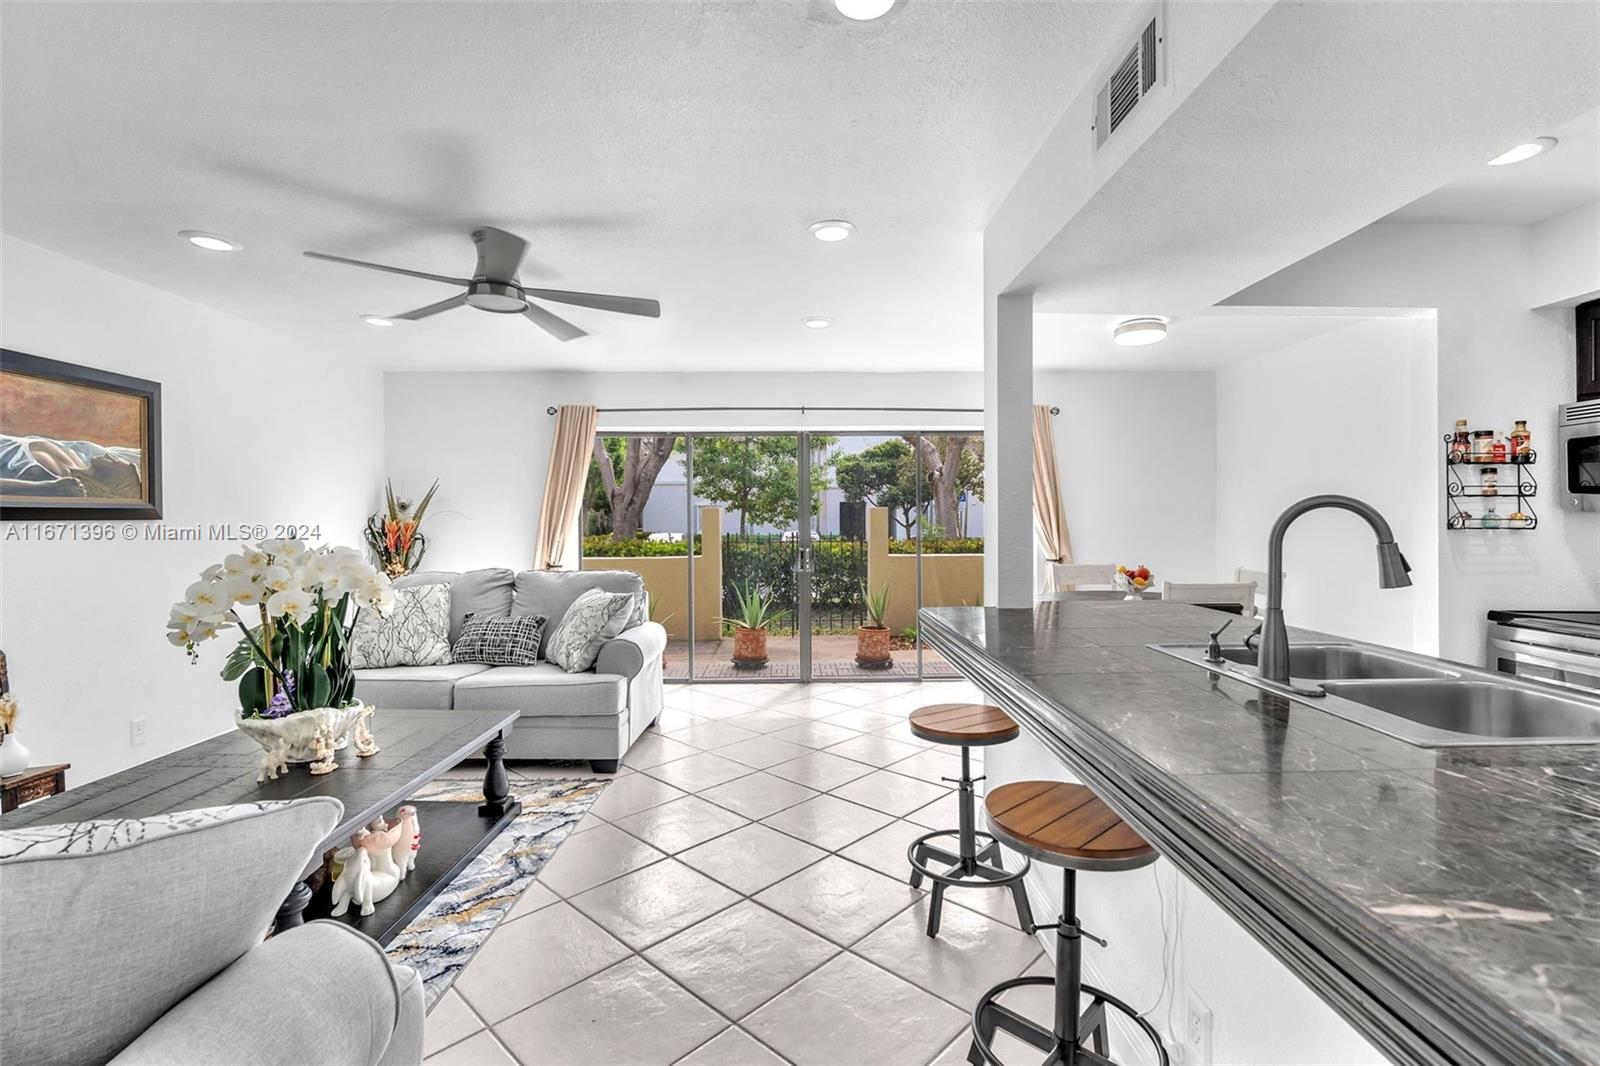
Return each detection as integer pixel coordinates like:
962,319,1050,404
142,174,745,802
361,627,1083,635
0,1,1132,372
1032,312,1380,371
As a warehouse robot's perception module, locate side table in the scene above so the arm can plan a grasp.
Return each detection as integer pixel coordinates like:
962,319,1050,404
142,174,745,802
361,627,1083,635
2,764,69,813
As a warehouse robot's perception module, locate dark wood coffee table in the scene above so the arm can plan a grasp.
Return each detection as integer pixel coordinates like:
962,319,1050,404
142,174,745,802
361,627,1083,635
0,707,521,946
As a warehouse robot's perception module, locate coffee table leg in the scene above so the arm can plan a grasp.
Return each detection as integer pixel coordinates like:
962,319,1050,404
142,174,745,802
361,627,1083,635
275,880,312,936
480,731,512,818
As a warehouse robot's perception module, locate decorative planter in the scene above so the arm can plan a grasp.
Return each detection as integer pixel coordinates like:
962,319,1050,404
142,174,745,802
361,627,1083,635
731,626,769,669
0,733,30,777
854,625,893,669
235,703,365,764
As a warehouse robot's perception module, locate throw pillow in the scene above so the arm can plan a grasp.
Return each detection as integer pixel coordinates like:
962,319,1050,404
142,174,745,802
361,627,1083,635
349,583,452,669
452,613,547,667
545,587,636,672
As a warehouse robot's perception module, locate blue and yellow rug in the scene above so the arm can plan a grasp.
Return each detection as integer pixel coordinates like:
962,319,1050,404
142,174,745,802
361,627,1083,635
384,773,609,1008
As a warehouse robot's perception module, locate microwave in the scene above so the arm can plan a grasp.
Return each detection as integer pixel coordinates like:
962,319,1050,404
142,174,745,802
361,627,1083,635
1559,400,1600,512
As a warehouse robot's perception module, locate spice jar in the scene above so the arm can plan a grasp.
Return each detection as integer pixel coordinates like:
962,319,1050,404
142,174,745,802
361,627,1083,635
1492,437,1508,462
1510,420,1531,459
1450,419,1470,461
1481,467,1499,495
1482,504,1501,529
1472,430,1495,461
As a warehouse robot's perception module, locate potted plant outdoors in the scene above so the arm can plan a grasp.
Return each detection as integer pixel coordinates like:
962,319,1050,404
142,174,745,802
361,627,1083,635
167,538,395,768
366,479,439,579
723,580,787,670
855,581,893,670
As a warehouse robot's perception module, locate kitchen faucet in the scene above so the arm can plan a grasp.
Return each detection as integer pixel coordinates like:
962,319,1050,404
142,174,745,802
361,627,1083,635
1259,495,1412,685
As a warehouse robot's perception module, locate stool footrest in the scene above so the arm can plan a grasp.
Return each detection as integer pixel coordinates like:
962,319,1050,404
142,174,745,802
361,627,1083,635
968,976,1167,1066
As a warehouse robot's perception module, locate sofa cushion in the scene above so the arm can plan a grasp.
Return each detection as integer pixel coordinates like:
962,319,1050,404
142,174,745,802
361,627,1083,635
514,569,644,652
397,568,514,646
453,664,626,718
353,662,492,710
452,614,547,667
349,583,453,669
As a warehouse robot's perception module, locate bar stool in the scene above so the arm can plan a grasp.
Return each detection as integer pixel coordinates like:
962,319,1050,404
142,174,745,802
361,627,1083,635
905,704,1033,938
968,780,1168,1066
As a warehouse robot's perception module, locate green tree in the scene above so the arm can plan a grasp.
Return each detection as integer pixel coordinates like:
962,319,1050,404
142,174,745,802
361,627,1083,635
692,436,834,534
907,434,980,537
835,439,924,539
586,435,680,541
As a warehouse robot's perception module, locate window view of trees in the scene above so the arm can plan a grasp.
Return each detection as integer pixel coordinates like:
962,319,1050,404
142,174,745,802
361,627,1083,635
689,436,833,535
585,435,680,541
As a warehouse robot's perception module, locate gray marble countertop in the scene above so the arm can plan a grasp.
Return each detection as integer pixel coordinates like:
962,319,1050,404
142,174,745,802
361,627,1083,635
920,601,1599,1066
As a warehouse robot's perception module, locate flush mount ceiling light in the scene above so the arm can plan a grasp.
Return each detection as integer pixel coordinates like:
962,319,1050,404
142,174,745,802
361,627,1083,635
1113,317,1168,347
1487,136,1558,166
802,316,834,329
360,315,395,327
179,230,239,252
833,0,903,20
809,219,856,242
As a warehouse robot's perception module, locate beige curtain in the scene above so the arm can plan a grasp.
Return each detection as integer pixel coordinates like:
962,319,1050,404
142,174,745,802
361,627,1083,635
534,404,599,570
1032,404,1072,582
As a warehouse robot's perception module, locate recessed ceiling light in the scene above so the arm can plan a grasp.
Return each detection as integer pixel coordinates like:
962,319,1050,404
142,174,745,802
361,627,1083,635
834,0,900,19
360,315,395,327
179,230,239,252
1113,317,1167,347
802,316,833,329
1487,136,1558,166
809,219,856,242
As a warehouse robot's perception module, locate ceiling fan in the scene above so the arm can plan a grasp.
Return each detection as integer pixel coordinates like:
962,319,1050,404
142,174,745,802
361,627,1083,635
303,227,660,342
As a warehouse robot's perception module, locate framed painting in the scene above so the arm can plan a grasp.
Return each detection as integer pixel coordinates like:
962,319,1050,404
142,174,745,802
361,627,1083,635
0,350,162,520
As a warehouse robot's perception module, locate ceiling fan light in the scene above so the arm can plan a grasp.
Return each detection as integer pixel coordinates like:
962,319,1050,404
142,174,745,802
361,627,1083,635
1113,317,1167,347
802,316,834,329
180,230,239,252
1487,136,1557,166
834,0,899,19
808,220,856,242
360,315,395,327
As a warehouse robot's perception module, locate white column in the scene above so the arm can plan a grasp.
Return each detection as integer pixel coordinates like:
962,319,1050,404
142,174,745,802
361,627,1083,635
983,291,1034,607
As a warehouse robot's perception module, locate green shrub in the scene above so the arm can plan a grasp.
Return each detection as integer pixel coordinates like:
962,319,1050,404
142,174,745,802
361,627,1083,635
887,537,983,555
582,534,700,558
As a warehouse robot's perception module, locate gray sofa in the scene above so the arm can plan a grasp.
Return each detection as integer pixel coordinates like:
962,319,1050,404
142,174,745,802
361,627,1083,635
0,796,423,1066
354,568,666,773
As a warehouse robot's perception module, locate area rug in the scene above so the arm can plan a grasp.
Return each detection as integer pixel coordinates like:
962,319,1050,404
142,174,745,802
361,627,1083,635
383,773,609,1008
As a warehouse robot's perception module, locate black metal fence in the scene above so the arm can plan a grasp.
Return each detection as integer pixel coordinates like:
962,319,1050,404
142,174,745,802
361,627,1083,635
721,534,869,633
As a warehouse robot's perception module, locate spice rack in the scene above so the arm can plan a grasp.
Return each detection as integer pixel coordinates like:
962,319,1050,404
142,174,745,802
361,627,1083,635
1444,437,1536,530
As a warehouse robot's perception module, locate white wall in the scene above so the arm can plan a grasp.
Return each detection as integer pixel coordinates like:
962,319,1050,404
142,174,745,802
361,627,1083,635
383,370,984,574
0,236,384,785
1214,318,1439,652
1229,222,1600,664
1035,370,1219,591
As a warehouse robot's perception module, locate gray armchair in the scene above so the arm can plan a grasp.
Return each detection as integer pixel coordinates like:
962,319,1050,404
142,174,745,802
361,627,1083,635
0,797,423,1066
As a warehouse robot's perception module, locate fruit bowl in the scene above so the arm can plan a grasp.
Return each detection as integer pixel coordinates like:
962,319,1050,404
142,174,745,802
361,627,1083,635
1113,565,1154,600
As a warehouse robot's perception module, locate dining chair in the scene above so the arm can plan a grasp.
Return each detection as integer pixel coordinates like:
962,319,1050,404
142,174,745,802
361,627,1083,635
1162,581,1257,615
1233,567,1283,617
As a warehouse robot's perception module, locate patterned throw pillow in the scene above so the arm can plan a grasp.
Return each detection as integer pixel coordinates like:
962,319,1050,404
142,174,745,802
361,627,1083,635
545,588,636,672
452,613,546,666
349,583,452,669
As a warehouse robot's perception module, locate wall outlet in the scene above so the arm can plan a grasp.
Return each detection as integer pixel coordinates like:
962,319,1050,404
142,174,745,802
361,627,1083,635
129,717,147,747
1186,993,1214,1065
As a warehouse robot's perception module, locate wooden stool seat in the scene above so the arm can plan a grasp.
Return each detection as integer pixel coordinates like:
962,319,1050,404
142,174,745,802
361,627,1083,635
908,703,1019,746
985,781,1157,872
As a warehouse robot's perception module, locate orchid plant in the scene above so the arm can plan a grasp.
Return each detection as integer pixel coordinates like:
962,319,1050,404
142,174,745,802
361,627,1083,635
167,539,395,719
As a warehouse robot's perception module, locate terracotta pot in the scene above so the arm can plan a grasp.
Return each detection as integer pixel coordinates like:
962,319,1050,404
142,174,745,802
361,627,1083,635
855,625,893,669
731,626,769,668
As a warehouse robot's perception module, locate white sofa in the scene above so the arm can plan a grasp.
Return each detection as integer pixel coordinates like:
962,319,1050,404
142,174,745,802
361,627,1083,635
354,568,666,773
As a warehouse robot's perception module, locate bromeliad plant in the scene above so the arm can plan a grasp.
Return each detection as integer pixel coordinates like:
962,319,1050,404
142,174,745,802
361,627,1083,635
366,479,439,578
167,539,395,718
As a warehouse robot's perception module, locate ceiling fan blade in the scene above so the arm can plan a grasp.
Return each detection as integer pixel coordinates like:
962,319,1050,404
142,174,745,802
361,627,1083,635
521,300,588,342
472,227,528,282
520,288,662,318
392,293,468,320
303,250,469,286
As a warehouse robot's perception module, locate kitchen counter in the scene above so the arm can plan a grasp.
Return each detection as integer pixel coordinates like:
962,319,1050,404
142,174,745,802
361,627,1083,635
920,600,1599,1066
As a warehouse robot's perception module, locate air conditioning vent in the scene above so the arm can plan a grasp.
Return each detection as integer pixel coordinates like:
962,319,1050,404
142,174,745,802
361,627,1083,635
1095,15,1163,150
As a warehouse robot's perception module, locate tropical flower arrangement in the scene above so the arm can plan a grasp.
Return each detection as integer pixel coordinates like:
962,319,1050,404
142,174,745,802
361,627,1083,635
1113,564,1154,599
167,538,394,720
365,479,439,578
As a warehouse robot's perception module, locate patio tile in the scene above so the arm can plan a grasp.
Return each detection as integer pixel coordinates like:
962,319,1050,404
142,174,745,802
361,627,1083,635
715,734,815,769
423,989,482,1058
663,720,762,751
677,822,828,895
424,1030,516,1066
829,769,950,817
568,809,607,835
760,794,894,851
651,707,712,734
903,791,962,831
818,706,905,733
836,819,929,881
506,879,561,921
820,731,926,767
884,747,967,785
644,750,756,792
764,750,876,791
767,721,864,749
612,795,750,854
453,902,629,1023
752,855,920,946
568,859,741,950
644,900,838,1019
697,771,820,820
743,953,966,1066
722,709,809,735
536,823,666,897
870,718,939,748
675,1028,790,1066
587,773,689,821
622,731,702,770
493,957,723,1066
854,894,1043,1009
664,688,765,720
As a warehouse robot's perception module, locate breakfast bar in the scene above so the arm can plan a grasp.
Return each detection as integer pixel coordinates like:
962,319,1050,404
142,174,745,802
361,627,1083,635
920,599,1600,1066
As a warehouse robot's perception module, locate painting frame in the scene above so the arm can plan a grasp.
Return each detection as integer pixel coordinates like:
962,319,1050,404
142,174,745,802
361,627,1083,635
0,349,163,520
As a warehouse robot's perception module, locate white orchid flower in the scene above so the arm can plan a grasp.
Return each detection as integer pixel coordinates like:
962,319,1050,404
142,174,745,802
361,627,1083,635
260,565,296,595
259,538,307,563
200,563,226,582
168,601,201,628
184,580,232,617
166,629,191,648
225,573,263,606
265,588,315,625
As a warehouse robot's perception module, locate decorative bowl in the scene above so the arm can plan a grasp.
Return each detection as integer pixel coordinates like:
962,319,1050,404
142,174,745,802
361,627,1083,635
235,703,365,764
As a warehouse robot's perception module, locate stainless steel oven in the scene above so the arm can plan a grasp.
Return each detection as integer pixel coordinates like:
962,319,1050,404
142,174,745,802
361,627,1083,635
1558,400,1600,512
1486,611,1600,696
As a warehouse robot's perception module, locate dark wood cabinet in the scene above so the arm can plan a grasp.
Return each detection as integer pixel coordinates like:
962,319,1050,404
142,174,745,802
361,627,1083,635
1580,298,1600,401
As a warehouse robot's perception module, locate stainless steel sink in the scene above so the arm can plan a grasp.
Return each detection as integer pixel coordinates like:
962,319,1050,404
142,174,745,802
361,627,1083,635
1149,639,1600,746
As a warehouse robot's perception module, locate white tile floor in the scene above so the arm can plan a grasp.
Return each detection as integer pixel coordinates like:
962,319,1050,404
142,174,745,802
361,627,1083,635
425,680,1049,1066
